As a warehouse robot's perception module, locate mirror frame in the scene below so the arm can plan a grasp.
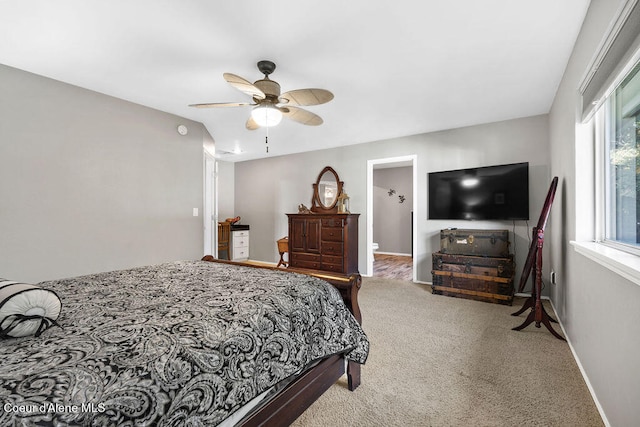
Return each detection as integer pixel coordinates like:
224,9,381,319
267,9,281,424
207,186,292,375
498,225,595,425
311,166,344,213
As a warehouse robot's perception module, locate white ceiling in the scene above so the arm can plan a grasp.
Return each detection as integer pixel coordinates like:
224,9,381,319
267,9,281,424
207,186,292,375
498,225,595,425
0,0,590,162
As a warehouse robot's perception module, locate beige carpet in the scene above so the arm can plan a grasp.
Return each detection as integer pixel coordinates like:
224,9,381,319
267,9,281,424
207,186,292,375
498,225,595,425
292,277,603,427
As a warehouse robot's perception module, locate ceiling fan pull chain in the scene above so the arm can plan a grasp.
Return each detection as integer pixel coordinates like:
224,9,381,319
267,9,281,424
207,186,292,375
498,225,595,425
265,125,274,153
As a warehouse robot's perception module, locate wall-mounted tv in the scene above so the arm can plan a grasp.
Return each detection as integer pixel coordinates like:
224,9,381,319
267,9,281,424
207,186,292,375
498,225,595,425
428,162,529,220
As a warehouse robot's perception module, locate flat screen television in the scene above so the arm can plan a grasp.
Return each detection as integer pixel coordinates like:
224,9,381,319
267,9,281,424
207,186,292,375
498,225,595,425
428,162,529,220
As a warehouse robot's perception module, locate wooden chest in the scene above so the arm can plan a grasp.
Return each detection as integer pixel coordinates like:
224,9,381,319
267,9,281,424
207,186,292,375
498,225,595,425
431,237,515,305
432,252,514,278
439,229,510,258
287,213,359,274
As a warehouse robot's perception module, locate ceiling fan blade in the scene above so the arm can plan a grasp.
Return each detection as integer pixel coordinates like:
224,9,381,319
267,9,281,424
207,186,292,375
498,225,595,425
279,88,334,106
246,116,260,130
224,73,266,100
281,106,323,126
189,102,253,108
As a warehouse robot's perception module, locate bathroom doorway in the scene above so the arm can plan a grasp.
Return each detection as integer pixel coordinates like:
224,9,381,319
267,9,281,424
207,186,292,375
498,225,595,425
366,155,417,281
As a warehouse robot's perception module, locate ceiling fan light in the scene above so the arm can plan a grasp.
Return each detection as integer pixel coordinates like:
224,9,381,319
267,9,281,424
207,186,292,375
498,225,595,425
251,105,283,127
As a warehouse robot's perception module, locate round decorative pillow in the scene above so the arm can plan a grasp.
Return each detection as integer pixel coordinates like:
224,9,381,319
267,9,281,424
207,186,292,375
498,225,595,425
0,279,62,338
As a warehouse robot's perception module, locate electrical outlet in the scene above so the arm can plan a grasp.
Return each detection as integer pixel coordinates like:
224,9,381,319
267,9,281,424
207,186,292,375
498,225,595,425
550,270,556,285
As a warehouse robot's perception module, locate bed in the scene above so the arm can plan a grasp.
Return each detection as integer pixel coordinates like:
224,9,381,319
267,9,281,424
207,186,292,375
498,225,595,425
0,258,369,426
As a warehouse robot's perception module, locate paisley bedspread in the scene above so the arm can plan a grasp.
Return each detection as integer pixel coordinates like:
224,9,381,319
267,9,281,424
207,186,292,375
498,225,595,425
0,261,369,426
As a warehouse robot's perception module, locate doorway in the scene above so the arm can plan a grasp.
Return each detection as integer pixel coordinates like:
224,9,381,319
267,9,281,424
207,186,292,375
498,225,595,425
366,155,417,281
203,153,217,257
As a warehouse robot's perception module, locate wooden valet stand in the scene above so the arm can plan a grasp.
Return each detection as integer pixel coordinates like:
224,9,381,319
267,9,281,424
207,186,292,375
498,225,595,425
511,176,565,341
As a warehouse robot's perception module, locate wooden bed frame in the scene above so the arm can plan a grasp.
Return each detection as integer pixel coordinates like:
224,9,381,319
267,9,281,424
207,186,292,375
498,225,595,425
200,256,364,426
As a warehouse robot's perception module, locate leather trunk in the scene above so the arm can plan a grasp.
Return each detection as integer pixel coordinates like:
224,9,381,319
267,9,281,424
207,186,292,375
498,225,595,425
431,251,515,305
439,229,510,257
432,252,514,278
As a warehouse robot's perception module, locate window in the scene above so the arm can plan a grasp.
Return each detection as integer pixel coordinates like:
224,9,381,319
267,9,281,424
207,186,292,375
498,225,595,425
603,61,640,251
572,0,640,284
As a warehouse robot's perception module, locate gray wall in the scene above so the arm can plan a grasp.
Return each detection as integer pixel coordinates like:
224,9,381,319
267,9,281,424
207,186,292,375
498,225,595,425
233,114,550,285
0,64,205,282
373,167,412,254
548,0,640,425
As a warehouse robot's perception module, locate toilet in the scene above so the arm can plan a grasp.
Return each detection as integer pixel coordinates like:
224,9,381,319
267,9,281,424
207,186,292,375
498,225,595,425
372,242,379,252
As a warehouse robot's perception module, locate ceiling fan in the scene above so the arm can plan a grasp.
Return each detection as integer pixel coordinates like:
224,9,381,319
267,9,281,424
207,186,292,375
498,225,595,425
189,60,334,130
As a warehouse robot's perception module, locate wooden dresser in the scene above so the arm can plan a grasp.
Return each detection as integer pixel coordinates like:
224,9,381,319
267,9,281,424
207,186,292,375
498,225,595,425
287,213,359,274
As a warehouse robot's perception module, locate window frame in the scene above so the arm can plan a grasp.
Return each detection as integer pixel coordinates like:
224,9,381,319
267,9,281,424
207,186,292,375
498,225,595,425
595,56,640,256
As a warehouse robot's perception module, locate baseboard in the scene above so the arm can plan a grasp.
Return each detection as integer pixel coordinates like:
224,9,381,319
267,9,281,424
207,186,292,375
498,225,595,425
374,251,412,257
420,287,609,425
548,300,610,427
514,292,550,300
244,259,279,267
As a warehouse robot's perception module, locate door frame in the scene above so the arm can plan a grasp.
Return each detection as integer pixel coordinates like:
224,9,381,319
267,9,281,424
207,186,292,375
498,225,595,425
366,155,417,281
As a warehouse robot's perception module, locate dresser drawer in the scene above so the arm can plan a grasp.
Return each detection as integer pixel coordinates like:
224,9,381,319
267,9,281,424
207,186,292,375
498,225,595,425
291,252,321,263
233,230,249,238
321,218,345,228
321,227,343,242
293,260,322,270
321,241,343,255
232,247,249,260
321,263,344,273
290,253,321,270
322,255,344,273
233,234,249,249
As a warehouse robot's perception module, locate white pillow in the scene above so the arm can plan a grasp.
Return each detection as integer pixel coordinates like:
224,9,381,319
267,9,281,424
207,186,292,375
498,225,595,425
0,279,62,338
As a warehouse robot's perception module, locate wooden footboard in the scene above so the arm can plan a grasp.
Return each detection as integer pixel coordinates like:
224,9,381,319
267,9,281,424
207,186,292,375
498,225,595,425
201,256,363,425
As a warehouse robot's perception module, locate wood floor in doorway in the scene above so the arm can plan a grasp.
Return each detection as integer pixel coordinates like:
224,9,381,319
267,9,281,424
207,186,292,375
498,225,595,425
373,253,413,281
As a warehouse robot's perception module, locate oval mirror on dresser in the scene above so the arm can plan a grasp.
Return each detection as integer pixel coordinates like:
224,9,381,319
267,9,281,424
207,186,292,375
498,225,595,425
311,166,343,213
